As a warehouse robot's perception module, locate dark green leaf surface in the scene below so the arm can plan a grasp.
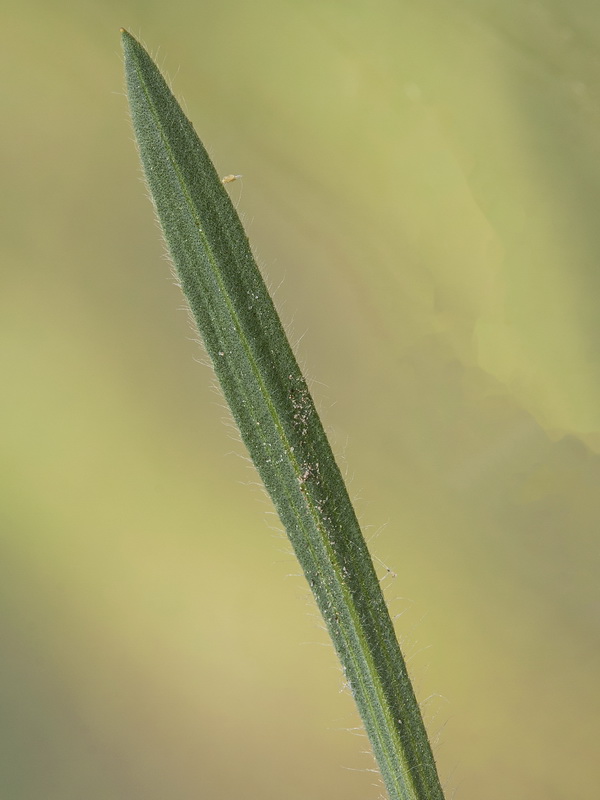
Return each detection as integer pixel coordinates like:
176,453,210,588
122,29,445,800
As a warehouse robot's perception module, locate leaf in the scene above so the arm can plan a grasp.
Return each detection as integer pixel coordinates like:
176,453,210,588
121,29,445,800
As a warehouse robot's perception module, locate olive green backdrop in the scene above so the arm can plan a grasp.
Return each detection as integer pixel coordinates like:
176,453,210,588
2,1,599,798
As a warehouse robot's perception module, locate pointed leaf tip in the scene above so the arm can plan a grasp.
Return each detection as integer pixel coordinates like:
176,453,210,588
120,29,138,54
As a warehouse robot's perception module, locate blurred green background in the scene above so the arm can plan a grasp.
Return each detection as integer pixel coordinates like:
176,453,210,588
2,1,600,798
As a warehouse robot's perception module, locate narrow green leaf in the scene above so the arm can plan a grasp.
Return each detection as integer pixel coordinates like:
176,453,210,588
121,29,446,800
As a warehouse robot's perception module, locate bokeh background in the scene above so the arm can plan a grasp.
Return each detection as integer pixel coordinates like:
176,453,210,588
3,1,600,798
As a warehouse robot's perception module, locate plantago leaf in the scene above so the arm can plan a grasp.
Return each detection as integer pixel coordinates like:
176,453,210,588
121,29,445,800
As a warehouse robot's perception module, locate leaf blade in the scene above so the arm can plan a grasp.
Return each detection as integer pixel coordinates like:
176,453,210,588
122,29,445,800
